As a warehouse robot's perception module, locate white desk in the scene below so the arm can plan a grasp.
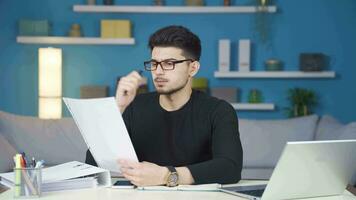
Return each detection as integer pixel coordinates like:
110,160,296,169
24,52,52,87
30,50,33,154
0,180,355,200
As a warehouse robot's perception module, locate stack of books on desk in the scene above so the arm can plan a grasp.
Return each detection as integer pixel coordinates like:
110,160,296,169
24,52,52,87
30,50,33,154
0,161,111,192
41,177,98,192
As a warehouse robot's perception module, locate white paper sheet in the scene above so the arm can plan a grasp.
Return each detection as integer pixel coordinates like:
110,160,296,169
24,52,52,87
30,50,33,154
63,97,138,173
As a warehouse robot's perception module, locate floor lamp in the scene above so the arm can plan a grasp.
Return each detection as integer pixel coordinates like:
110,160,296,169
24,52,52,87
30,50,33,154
38,47,62,119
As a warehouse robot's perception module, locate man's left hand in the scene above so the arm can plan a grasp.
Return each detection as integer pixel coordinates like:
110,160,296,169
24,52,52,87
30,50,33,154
118,159,169,186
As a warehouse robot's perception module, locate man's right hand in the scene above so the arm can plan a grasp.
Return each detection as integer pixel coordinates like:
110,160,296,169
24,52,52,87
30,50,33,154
115,71,143,113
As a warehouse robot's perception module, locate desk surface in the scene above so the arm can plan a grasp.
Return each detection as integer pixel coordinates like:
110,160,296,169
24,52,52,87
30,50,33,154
1,180,355,200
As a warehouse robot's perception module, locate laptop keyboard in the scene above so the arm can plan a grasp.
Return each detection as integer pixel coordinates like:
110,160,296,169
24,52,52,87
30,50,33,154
237,189,265,197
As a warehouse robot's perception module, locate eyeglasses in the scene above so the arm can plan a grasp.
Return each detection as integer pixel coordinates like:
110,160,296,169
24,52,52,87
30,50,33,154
144,59,194,71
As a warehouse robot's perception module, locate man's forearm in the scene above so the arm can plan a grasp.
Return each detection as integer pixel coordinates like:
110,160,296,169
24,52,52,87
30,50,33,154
176,167,194,185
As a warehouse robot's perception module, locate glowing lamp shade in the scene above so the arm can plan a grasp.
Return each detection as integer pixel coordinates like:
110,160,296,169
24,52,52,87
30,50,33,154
38,47,62,119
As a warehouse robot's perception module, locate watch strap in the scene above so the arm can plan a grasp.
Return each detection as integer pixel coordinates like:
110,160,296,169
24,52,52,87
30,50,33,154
166,166,177,173
165,166,178,187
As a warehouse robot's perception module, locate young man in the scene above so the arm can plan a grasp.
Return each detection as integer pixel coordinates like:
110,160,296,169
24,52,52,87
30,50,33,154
86,25,243,187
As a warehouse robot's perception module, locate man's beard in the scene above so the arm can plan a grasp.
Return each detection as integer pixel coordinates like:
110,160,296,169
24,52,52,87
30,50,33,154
155,78,189,95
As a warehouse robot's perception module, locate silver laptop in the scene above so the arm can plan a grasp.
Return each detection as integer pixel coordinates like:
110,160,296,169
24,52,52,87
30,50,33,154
220,140,356,200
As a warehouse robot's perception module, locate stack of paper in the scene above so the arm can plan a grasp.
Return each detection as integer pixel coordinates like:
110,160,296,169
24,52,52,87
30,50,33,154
42,177,98,192
0,161,111,192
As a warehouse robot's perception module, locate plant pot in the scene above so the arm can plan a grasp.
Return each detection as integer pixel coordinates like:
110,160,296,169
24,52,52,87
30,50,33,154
293,104,308,117
68,24,82,37
248,89,263,103
153,0,165,6
185,0,204,6
103,0,114,5
265,59,282,71
87,0,96,5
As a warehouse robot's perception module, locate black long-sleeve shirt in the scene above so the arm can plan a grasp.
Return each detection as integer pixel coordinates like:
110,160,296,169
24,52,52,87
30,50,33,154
86,90,243,184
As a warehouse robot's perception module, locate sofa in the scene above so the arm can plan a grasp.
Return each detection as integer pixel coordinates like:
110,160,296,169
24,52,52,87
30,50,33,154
240,114,356,181
1,110,355,183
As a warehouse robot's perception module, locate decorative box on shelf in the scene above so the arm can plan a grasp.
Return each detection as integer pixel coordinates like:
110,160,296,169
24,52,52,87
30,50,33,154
100,20,131,38
19,20,51,36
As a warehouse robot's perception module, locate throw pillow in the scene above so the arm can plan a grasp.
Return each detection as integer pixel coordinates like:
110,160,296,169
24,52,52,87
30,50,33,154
0,133,17,172
315,115,356,140
0,111,87,166
239,115,318,168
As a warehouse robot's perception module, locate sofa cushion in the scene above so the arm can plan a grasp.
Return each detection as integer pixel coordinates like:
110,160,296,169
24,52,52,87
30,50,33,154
239,115,318,168
0,111,87,166
241,167,274,180
315,115,356,185
315,115,356,140
0,134,17,173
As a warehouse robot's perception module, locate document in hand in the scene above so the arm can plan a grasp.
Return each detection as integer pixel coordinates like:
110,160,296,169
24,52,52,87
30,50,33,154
0,161,111,192
63,97,138,174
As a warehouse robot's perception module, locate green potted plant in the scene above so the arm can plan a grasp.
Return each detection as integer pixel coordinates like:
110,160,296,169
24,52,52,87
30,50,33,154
285,88,318,118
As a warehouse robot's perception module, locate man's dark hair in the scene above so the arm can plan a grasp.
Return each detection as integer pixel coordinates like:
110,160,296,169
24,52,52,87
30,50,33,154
148,25,201,61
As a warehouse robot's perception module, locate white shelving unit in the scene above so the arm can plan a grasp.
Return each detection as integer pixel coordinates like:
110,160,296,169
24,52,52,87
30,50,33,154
214,71,336,78
17,36,135,45
73,5,277,14
230,103,275,111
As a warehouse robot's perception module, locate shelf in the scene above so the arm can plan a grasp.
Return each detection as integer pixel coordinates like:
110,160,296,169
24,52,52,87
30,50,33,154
73,5,277,13
16,36,135,45
230,103,275,111
214,71,336,78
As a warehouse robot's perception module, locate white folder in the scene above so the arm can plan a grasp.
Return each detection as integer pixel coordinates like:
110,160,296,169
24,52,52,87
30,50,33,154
0,161,111,191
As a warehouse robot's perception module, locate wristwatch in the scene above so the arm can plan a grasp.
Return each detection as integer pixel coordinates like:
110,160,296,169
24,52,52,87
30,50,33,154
165,166,179,187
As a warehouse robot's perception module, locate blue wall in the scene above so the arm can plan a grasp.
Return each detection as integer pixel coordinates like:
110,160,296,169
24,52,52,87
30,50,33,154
1,0,355,122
